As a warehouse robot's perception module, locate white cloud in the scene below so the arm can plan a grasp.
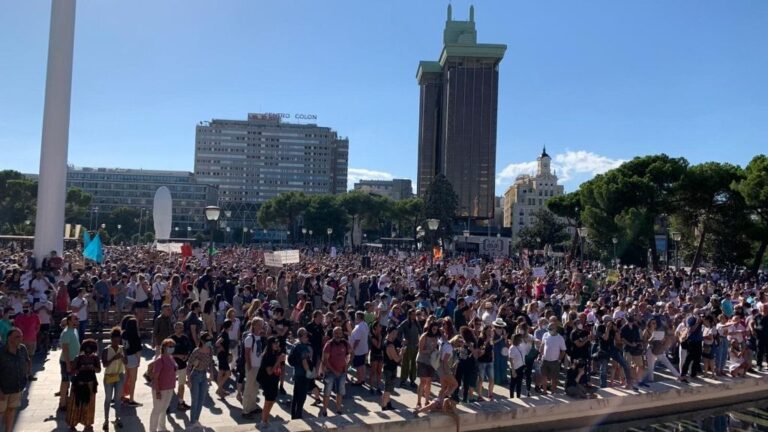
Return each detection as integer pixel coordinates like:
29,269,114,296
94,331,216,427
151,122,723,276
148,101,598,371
496,150,625,191
347,168,394,191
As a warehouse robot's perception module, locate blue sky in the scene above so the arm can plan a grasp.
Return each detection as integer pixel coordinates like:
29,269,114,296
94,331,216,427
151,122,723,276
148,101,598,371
1,0,766,193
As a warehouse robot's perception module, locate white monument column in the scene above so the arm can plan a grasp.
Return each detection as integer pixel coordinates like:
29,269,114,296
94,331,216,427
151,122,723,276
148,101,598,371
34,0,77,263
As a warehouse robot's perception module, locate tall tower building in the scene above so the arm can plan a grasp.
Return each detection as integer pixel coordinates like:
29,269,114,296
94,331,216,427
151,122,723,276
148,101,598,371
416,5,506,220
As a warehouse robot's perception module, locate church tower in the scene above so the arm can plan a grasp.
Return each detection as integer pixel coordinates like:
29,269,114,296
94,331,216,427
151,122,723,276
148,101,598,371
537,146,551,176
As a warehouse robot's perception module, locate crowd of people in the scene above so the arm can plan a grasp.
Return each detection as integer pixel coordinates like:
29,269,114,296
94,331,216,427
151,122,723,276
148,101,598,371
0,243,767,431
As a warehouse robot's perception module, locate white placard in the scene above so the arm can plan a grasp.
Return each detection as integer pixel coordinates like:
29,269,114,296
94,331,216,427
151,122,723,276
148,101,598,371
276,250,301,264
264,252,282,267
532,267,546,278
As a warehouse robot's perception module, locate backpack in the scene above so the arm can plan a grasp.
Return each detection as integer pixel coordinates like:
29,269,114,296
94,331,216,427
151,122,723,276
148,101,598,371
236,331,257,369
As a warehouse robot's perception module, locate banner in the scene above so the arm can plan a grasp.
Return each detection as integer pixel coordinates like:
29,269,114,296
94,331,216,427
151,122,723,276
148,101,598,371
64,224,72,239
532,267,546,278
263,250,301,267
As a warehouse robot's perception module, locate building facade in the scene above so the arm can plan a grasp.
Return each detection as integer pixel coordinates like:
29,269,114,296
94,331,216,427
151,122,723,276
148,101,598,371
66,167,218,234
503,148,564,239
194,113,349,228
416,5,506,220
353,179,413,201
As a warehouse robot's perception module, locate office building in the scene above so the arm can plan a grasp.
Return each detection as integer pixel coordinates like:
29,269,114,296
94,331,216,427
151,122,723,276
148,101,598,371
66,166,218,234
416,5,506,220
194,112,349,227
503,148,564,239
353,179,413,201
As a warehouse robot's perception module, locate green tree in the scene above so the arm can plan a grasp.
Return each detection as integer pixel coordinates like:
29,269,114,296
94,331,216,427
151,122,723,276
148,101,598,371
257,192,309,236
675,162,746,271
393,197,424,241
65,187,92,227
547,191,582,264
0,173,36,234
423,174,459,244
104,207,141,237
302,195,348,244
579,154,688,267
516,208,570,251
732,155,768,272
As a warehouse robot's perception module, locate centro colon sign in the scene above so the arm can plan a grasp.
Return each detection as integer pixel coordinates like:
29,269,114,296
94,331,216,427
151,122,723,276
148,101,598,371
249,113,317,121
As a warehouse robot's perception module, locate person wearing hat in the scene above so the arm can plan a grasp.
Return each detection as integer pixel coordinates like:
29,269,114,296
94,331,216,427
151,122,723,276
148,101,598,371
492,318,508,385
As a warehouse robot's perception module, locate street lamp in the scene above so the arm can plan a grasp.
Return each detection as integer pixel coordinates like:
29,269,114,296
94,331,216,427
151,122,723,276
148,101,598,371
302,227,307,245
187,226,191,237
204,205,221,266
327,227,333,247
286,230,291,247
612,237,618,265
308,229,313,246
670,231,681,269
577,227,588,266
242,227,248,246
174,227,178,238
426,218,440,266
226,226,231,244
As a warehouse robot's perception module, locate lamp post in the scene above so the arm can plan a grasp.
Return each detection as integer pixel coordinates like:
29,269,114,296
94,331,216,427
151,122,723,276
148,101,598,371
577,227,588,266
187,226,191,238
302,227,307,245
427,218,440,267
242,227,248,246
286,230,291,247
670,231,681,270
327,228,332,247
174,226,178,239
263,229,268,245
226,227,231,244
612,237,618,266
308,229,313,247
204,205,221,266
462,229,470,258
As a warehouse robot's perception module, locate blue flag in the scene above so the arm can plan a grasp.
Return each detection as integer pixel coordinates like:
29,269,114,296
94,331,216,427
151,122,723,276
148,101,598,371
83,233,104,264
83,230,92,249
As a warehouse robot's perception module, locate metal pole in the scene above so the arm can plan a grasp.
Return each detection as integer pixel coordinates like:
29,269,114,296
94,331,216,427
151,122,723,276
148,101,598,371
208,221,214,266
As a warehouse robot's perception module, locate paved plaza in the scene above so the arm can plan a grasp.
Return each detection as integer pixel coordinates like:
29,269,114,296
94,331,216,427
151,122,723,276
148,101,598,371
13,344,768,432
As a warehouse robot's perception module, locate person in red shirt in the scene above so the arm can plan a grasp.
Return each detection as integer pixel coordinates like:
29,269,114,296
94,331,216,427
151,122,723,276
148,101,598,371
319,326,351,417
13,302,40,380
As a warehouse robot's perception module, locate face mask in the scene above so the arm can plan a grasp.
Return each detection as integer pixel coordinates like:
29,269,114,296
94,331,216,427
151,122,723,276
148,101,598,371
205,341,213,349
22,309,29,314
549,330,557,335
166,347,175,354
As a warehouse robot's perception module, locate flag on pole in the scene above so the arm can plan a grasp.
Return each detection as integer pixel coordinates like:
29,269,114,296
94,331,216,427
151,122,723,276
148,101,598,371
83,230,92,249
83,233,104,263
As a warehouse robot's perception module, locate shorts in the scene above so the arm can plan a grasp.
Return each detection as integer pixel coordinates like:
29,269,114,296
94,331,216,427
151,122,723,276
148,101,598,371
477,362,493,380
383,369,397,392
60,361,72,382
0,392,21,411
126,353,140,369
417,362,435,378
352,354,366,368
134,299,149,309
541,360,560,381
176,368,187,387
323,371,346,397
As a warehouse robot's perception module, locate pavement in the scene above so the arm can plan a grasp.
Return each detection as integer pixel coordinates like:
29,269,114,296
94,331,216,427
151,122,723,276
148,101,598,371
13,345,768,432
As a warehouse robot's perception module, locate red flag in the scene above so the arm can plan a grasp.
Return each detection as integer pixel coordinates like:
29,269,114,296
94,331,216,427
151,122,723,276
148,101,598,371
181,243,193,257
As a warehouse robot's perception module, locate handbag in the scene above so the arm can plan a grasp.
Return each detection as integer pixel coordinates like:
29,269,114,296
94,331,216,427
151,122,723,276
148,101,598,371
525,345,539,363
104,373,120,384
430,350,441,370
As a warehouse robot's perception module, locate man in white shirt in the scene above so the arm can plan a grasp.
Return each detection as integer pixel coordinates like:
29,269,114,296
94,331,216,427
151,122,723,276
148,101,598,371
70,287,89,341
350,311,370,386
34,290,54,352
242,318,265,418
540,324,566,394
30,270,51,303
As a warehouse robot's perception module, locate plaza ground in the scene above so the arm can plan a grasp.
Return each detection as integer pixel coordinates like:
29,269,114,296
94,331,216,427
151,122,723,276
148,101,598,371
13,345,768,432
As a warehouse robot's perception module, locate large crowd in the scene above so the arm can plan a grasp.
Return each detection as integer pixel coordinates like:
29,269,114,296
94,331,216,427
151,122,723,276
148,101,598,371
0,243,767,432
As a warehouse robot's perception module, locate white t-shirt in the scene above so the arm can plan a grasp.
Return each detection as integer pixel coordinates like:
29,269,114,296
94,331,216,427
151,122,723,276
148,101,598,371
30,278,49,300
541,332,566,362
151,281,166,301
244,333,264,368
70,296,89,321
350,321,370,356
227,317,240,342
134,282,148,302
35,300,53,325
322,284,335,304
